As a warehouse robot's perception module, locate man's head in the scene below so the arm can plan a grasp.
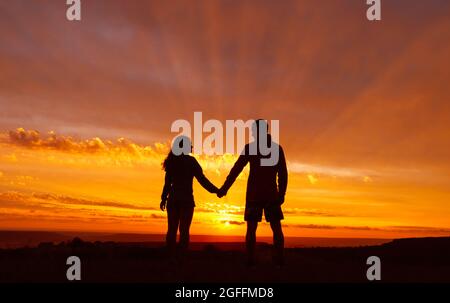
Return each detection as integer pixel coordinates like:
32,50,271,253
250,119,280,167
251,119,269,142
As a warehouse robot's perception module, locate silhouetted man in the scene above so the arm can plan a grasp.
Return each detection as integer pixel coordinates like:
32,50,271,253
218,119,288,267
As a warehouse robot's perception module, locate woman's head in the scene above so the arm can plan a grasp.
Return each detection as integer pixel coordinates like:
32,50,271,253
171,135,192,155
162,135,192,171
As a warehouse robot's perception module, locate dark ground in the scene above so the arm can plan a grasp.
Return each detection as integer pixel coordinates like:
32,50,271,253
0,237,449,283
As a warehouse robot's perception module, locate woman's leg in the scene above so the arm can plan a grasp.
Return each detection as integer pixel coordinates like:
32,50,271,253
178,207,194,251
166,206,180,254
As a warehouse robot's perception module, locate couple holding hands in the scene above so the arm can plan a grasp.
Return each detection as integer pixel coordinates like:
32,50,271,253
160,120,288,267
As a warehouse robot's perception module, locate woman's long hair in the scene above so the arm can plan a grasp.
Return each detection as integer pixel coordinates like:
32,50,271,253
162,136,192,171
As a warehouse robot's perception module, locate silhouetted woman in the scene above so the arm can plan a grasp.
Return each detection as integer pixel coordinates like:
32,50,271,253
160,136,218,255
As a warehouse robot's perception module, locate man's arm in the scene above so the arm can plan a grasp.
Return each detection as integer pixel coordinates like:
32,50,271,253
220,149,249,196
277,146,288,204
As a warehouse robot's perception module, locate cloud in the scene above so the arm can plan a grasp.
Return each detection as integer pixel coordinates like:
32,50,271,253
282,208,344,217
5,128,169,158
1,128,241,171
197,205,348,219
196,203,244,215
0,128,411,182
288,223,450,234
0,191,171,229
0,191,156,212
387,226,450,234
290,162,376,178
150,214,166,219
221,220,245,226
288,224,339,230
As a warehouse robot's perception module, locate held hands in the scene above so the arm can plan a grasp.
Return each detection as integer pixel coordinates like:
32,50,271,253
216,186,227,198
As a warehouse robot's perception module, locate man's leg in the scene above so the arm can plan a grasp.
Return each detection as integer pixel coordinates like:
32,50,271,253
246,220,258,266
178,207,194,251
270,220,284,266
166,206,180,256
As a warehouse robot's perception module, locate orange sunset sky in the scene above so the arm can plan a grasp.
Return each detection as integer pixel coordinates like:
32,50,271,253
0,0,450,239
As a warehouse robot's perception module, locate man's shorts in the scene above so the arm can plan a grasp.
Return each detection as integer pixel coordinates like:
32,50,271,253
244,201,284,222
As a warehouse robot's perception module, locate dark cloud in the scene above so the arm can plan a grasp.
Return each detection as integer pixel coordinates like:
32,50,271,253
0,191,156,212
283,208,344,217
150,214,166,219
221,220,245,226
288,223,450,234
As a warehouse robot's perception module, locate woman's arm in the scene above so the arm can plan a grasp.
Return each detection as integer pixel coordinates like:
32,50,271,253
193,160,218,194
160,171,172,210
